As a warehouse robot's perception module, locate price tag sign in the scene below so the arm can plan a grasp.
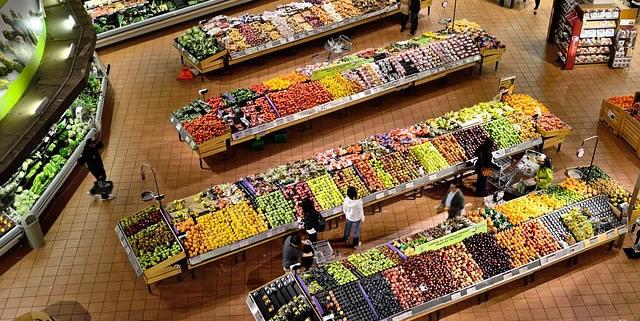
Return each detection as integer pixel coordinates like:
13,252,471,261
451,292,461,300
388,188,397,194
393,311,412,321
406,182,414,189
519,266,528,274
466,286,476,295
428,174,437,181
376,193,385,200
503,272,512,280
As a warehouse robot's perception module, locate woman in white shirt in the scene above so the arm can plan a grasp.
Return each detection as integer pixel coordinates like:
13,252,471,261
343,186,364,247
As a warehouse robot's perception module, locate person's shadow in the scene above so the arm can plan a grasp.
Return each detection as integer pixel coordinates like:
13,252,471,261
43,301,91,321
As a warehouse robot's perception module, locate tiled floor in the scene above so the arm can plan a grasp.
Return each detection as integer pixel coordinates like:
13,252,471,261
2,0,640,320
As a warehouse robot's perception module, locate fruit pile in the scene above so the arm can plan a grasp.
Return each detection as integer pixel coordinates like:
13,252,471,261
301,266,339,294
588,178,631,207
539,213,576,246
379,151,423,183
440,244,484,288
410,142,449,174
521,220,560,256
382,267,425,309
0,213,15,237
507,112,541,141
463,233,512,278
270,295,316,321
120,206,163,237
326,261,358,285
452,126,490,159
482,118,521,149
527,193,563,210
347,248,397,276
606,95,634,110
536,113,571,134
360,274,404,319
402,251,459,301
495,226,537,267
352,159,386,192
478,207,512,232
256,191,296,227
503,94,549,116
558,178,596,197
379,245,403,265
319,73,362,99
369,158,398,188
282,182,321,218
307,174,344,210
331,167,369,198
543,186,586,206
562,208,594,241
432,134,467,165
495,195,553,225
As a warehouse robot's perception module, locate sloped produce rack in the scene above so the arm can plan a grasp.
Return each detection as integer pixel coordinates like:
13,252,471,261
247,174,629,321
171,22,506,163
88,0,256,48
117,94,562,279
0,54,109,256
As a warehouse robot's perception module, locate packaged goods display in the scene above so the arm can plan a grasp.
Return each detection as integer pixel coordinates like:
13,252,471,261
247,274,320,321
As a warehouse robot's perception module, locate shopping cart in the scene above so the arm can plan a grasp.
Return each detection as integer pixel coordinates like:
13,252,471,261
489,149,544,195
311,240,338,267
324,35,352,61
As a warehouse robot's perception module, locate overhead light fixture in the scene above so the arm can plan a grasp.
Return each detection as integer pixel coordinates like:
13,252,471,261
65,14,76,30
32,97,49,117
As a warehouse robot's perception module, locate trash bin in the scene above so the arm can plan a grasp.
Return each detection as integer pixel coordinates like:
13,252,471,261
21,214,45,249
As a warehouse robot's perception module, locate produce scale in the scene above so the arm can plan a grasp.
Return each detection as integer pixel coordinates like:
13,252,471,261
0,54,110,256
116,93,579,285
170,20,507,164
246,167,632,321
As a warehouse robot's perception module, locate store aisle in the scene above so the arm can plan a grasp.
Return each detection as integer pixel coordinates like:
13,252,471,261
1,0,640,320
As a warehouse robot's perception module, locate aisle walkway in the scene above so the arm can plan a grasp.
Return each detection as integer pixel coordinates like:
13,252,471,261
2,0,640,320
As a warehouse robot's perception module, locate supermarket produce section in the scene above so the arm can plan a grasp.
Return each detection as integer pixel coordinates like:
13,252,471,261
116,93,578,284
171,20,506,160
246,176,629,320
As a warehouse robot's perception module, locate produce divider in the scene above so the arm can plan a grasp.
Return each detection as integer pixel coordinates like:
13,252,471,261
246,169,629,321
88,0,255,48
171,21,506,160
0,53,109,256
118,93,564,281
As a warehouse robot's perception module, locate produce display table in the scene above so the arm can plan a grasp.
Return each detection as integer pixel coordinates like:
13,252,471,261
118,93,561,278
174,0,434,73
171,23,505,163
245,171,630,321
0,54,109,256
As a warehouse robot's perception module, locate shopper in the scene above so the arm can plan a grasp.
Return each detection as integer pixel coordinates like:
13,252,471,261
78,139,113,200
408,0,421,36
474,138,497,197
282,234,304,271
399,0,410,32
535,157,554,189
302,198,325,243
343,186,365,248
440,183,465,220
300,243,315,271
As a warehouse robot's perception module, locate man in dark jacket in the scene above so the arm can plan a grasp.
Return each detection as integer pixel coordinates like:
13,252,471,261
78,139,113,200
409,0,421,36
441,183,465,219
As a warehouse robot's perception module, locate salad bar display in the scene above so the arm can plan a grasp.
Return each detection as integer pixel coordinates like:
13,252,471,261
119,93,563,276
171,22,505,159
85,0,254,47
0,55,109,257
246,171,628,321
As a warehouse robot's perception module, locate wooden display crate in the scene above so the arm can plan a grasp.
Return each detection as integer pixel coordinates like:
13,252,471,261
599,99,625,135
144,264,182,284
196,131,231,157
536,125,572,138
143,251,186,280
542,133,569,151
620,113,640,151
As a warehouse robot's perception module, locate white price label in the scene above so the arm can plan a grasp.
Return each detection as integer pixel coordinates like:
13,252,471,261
375,193,385,200
388,188,397,194
393,311,412,320
503,272,512,280
519,266,528,274
428,174,437,181
466,287,476,295
406,182,414,189
451,292,461,300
